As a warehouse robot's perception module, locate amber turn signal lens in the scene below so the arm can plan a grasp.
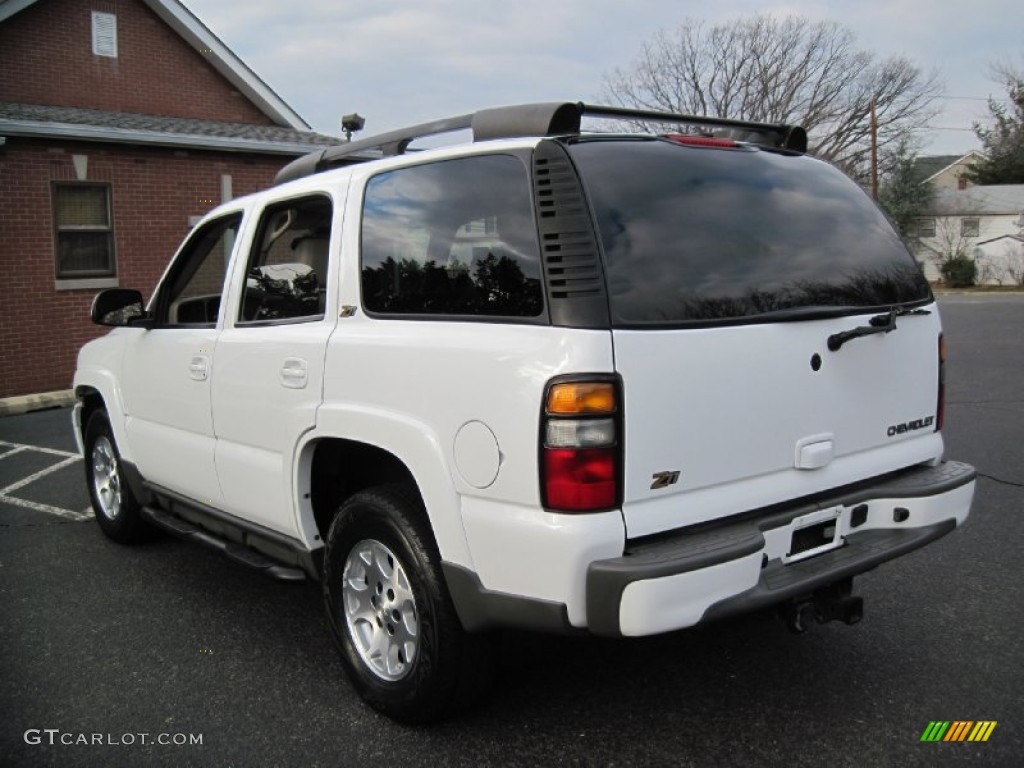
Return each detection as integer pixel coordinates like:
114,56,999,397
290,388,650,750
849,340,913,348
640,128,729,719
546,382,616,415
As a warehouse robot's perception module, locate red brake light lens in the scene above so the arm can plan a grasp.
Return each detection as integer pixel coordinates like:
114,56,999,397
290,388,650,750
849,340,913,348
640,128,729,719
662,133,738,148
543,448,617,511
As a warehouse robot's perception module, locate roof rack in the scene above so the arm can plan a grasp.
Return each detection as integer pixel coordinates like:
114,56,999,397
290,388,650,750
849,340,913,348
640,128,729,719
274,102,807,185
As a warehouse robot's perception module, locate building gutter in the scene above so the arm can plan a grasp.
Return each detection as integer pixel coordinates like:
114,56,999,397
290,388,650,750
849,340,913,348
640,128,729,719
0,119,328,155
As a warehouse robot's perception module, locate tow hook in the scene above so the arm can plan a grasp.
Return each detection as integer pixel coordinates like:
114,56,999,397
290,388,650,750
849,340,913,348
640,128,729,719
782,579,863,634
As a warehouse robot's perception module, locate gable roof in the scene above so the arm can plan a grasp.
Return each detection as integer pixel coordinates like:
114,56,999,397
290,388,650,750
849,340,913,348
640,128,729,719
976,234,1024,247
0,102,337,154
0,0,309,130
912,151,986,184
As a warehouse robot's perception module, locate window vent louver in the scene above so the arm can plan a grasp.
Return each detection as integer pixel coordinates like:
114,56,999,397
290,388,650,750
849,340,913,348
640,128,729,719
92,12,118,58
533,142,609,328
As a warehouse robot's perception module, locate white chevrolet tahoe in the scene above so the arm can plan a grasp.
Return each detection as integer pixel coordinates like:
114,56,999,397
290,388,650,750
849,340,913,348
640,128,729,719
73,102,976,723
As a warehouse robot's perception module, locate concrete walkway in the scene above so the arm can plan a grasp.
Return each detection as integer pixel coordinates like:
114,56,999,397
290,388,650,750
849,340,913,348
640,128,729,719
0,390,75,418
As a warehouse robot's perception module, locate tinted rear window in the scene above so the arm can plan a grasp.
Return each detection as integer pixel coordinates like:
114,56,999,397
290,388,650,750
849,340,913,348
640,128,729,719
569,139,930,326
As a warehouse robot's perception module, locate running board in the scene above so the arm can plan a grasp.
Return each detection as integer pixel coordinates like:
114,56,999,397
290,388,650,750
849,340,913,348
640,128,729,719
142,507,307,582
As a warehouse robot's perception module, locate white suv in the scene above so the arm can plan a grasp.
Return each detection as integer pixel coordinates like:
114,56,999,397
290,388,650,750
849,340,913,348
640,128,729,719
74,102,976,723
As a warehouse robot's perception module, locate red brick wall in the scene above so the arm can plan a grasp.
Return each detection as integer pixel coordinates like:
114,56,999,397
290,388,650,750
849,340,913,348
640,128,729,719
0,0,274,125
0,138,287,397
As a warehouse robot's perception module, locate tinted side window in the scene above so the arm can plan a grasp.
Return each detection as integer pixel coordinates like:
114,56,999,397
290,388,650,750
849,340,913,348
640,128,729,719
156,214,242,327
239,196,332,323
361,155,543,318
570,139,931,326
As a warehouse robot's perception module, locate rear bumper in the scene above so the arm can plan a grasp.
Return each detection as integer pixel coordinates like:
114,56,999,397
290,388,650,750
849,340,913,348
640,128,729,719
586,461,975,637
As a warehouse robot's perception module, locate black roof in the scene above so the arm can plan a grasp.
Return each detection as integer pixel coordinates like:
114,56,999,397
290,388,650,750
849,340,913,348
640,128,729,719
911,154,969,183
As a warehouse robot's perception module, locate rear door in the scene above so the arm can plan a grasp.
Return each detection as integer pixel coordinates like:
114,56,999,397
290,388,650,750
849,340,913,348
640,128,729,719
570,139,942,539
211,192,339,537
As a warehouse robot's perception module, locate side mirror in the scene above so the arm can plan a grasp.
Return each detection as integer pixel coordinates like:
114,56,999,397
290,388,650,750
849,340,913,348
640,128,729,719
91,288,148,327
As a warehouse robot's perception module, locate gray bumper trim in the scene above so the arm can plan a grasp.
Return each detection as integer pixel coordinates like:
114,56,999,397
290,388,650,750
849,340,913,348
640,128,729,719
700,520,954,623
586,461,974,636
442,563,576,634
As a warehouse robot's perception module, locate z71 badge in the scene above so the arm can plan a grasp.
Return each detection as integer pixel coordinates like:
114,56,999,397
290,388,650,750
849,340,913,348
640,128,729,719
650,471,681,490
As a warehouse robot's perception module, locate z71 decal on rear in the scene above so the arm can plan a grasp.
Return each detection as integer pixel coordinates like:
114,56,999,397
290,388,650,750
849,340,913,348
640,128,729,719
650,471,681,490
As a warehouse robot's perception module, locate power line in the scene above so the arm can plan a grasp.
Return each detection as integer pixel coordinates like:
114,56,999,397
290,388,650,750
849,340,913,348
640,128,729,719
938,95,1014,103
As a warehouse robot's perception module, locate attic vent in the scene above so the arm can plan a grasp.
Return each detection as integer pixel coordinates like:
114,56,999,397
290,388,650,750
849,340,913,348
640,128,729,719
91,12,118,58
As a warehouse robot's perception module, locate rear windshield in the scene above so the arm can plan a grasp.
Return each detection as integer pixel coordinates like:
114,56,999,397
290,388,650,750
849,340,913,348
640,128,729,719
569,139,931,327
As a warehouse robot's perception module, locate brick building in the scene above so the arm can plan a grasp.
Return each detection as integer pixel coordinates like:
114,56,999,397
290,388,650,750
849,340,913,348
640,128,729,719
0,0,338,397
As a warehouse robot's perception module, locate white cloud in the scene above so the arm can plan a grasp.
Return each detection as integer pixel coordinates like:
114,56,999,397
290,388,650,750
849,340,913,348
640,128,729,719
184,0,1020,154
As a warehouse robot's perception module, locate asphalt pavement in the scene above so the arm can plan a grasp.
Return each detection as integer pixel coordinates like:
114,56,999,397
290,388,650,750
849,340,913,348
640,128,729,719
1,294,1021,767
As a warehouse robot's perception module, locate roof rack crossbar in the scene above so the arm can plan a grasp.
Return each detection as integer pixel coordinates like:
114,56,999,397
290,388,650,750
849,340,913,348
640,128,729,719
274,101,806,185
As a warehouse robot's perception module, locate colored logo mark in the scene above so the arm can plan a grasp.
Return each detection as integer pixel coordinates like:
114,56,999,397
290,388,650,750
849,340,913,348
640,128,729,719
920,721,997,742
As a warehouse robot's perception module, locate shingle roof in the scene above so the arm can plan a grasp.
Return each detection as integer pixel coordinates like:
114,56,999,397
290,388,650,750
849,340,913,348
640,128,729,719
929,185,1024,216
912,155,963,183
911,152,986,184
0,102,341,155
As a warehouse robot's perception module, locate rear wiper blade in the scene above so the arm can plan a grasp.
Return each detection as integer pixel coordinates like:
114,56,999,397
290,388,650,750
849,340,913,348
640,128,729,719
751,305,862,322
827,307,929,352
889,306,931,317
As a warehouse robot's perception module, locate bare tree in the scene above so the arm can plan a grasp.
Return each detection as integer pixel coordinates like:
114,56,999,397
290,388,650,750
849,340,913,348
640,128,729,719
602,15,942,176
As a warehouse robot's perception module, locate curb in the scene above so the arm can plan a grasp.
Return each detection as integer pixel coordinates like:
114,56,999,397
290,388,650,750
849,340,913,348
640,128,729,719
0,390,75,418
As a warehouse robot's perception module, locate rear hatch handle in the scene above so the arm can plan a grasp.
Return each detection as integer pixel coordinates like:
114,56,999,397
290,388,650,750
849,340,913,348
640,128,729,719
827,307,931,352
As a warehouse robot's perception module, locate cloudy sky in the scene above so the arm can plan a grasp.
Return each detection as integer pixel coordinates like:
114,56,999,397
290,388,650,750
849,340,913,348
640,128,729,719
185,0,1020,156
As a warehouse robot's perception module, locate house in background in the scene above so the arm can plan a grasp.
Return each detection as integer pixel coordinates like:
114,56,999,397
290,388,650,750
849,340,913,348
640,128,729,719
914,184,1024,283
912,151,987,190
0,0,339,398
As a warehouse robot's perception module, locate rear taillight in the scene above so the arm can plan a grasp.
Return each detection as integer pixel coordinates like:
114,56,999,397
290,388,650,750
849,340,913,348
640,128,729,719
936,333,946,431
541,379,621,512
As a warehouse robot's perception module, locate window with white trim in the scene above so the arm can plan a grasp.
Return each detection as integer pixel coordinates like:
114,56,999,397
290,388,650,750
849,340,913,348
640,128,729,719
91,12,117,58
53,183,116,278
916,218,936,238
961,217,980,238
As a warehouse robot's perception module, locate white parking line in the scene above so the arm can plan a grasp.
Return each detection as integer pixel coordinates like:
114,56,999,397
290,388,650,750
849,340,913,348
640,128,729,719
1,455,82,495
0,440,79,459
0,440,89,521
0,494,93,521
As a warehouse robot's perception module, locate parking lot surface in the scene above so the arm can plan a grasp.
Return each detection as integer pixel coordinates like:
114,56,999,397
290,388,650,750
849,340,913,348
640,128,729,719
1,294,1022,767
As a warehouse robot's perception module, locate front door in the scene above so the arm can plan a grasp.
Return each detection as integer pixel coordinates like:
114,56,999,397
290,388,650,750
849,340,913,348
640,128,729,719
121,213,243,507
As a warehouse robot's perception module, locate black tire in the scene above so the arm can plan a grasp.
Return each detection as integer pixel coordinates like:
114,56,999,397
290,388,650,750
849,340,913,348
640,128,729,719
322,484,492,724
84,409,154,544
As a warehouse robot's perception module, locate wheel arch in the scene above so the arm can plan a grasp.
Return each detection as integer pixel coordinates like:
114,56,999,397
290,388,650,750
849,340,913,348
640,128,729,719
73,376,132,462
295,408,472,570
